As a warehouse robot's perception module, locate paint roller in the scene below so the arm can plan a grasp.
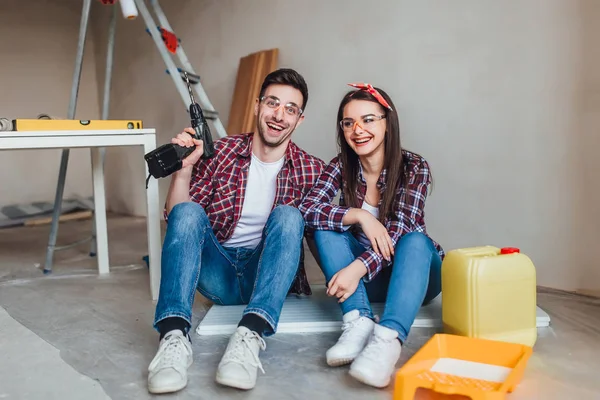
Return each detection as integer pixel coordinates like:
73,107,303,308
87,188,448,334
119,0,138,19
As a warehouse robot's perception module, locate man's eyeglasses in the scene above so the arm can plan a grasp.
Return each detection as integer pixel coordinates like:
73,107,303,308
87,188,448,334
340,115,386,132
260,96,303,117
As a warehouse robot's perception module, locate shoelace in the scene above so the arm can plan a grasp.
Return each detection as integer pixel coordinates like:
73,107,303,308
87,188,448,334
359,334,389,362
222,331,267,374
151,334,188,370
339,318,365,341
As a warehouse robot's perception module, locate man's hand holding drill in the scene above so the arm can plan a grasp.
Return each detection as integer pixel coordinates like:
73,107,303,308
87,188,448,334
171,127,204,171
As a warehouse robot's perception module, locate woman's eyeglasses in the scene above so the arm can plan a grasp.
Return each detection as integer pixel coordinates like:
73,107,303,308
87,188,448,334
340,115,386,132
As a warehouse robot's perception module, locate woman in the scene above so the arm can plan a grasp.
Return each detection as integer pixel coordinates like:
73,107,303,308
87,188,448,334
299,83,444,388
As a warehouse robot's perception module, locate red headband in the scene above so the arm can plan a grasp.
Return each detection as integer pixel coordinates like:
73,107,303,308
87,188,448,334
347,82,393,111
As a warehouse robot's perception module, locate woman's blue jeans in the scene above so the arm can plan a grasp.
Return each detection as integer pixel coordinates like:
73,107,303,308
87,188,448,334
314,230,442,343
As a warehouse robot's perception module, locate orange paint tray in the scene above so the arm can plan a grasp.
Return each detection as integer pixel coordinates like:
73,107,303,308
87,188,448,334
394,334,533,400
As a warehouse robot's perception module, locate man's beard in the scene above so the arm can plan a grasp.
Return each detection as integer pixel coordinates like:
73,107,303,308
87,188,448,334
256,111,295,148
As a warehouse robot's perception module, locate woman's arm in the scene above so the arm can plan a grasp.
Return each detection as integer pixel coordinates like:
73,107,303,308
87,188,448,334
299,156,354,231
341,207,370,226
355,157,433,281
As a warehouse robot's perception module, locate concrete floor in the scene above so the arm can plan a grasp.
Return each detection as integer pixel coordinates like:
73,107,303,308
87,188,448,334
0,214,599,400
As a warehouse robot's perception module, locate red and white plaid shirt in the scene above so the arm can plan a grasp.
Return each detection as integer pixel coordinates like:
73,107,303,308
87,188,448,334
164,133,325,295
299,150,444,282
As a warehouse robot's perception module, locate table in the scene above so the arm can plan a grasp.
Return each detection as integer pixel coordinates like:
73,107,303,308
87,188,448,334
0,129,162,300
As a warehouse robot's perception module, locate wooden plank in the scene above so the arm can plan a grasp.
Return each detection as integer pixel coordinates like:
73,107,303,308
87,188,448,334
24,210,93,226
227,48,279,136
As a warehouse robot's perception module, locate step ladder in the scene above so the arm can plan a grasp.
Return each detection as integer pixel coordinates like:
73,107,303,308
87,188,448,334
43,0,227,274
134,0,227,136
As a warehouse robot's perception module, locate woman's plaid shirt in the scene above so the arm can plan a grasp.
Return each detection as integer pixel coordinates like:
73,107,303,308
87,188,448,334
299,150,444,282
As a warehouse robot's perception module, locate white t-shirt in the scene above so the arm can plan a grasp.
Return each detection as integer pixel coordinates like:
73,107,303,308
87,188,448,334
223,153,285,248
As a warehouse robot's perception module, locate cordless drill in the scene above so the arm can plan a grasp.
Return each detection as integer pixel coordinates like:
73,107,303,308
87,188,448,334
144,72,215,179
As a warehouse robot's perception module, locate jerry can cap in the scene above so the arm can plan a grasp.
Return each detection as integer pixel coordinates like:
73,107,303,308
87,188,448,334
500,247,520,254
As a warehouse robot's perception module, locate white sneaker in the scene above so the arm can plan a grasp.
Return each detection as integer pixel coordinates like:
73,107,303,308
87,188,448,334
147,330,193,394
326,310,375,367
215,326,266,390
349,324,402,388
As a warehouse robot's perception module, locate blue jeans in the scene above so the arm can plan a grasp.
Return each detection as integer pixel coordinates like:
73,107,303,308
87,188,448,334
314,230,442,343
154,202,305,337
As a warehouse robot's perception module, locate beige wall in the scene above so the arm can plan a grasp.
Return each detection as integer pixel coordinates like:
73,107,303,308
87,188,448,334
4,1,598,295
575,0,600,297
0,0,100,208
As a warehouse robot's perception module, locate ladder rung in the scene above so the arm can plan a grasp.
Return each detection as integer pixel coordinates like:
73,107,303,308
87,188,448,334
204,110,218,120
165,68,200,84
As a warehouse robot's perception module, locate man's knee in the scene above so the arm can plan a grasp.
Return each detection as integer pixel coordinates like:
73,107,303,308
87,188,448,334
166,202,209,234
268,205,304,236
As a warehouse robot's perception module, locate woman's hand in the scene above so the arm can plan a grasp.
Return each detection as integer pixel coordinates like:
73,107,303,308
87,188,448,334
357,210,394,261
327,260,368,303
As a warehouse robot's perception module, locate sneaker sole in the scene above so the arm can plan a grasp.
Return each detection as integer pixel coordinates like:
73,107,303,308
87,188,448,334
215,374,255,390
326,357,355,367
348,368,390,388
148,380,187,394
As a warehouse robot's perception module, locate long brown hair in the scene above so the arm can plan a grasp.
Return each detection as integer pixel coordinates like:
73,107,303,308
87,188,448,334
336,87,406,223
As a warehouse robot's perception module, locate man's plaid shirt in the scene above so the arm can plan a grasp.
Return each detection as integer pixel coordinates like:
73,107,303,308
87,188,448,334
164,133,326,295
299,150,444,282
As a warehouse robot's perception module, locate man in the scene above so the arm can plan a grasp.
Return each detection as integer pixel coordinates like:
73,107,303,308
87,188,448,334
147,68,325,393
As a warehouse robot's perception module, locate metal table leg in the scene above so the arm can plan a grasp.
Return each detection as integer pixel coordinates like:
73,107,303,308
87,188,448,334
43,0,92,273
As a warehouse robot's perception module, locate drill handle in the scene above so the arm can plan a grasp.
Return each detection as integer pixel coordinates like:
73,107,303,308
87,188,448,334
189,103,215,159
175,143,195,160
196,124,215,158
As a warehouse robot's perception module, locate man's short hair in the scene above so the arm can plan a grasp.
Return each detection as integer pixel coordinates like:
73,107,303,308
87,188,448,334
259,68,309,112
